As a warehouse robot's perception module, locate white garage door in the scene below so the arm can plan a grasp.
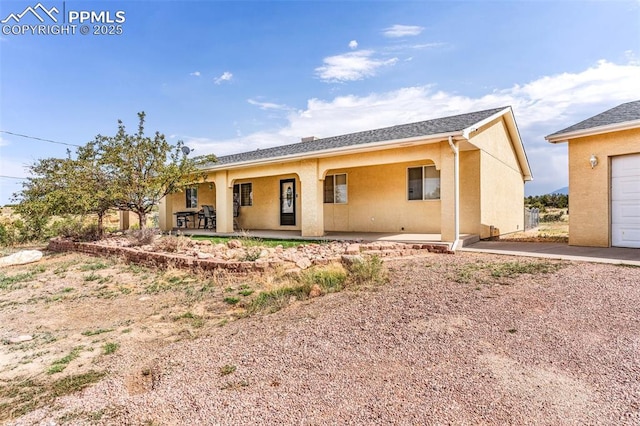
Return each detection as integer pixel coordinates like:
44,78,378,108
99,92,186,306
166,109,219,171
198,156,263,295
611,154,640,248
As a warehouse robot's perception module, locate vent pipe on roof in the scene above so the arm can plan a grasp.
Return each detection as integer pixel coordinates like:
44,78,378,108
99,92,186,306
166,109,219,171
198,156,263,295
301,136,317,143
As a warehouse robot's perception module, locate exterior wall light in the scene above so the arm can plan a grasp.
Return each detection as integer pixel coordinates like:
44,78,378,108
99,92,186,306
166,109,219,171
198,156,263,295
589,154,598,169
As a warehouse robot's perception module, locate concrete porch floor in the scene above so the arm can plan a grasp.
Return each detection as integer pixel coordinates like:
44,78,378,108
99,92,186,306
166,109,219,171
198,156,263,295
171,228,479,250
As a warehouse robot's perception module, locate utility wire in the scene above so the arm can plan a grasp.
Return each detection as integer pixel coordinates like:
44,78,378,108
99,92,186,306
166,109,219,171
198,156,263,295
0,130,81,147
0,175,26,180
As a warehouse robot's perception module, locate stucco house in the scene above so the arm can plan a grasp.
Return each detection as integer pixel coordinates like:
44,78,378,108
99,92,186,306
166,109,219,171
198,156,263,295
546,100,640,248
158,106,532,248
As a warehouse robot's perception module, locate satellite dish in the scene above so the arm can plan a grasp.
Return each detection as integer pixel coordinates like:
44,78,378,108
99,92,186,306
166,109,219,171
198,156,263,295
181,146,191,155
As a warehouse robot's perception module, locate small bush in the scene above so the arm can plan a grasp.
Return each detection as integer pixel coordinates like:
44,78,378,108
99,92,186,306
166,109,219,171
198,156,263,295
219,364,236,376
0,219,25,247
345,255,388,287
299,264,347,293
50,218,102,241
126,228,158,246
239,246,262,261
152,235,193,252
540,211,565,222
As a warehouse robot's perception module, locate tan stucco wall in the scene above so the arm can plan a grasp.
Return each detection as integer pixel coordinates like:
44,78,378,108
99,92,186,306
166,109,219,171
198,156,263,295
566,128,640,247
470,118,521,171
469,118,525,238
233,174,301,231
322,161,441,233
161,182,216,229
479,151,525,238
459,150,481,236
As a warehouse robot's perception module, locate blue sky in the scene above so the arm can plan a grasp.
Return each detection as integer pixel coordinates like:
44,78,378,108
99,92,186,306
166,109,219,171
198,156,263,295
1,0,639,205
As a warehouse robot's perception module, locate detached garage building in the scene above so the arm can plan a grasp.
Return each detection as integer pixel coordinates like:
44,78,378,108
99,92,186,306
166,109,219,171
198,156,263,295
546,100,640,248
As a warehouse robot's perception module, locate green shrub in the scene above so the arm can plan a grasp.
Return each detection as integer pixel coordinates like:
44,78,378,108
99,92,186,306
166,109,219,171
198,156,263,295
299,264,347,293
50,217,101,241
0,218,27,246
540,211,564,222
345,255,388,287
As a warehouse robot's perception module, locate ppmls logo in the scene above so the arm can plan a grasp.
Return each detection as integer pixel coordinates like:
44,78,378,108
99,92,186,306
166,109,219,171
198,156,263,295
1,3,59,23
2,2,126,36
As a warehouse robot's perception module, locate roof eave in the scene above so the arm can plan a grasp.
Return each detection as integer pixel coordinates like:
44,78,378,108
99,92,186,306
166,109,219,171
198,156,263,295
200,130,463,171
545,119,640,144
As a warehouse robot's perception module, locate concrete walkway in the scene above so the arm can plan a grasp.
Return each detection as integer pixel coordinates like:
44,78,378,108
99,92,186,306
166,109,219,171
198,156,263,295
461,241,640,266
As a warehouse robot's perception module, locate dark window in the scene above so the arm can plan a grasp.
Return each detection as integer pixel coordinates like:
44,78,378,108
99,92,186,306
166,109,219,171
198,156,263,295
408,166,440,200
233,183,253,206
186,187,198,208
324,174,347,204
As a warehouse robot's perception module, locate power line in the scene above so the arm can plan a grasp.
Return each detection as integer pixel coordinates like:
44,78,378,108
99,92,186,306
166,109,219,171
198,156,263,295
0,175,26,180
0,130,81,147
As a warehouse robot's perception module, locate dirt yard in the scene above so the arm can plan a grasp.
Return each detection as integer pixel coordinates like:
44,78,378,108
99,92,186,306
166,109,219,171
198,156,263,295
1,245,639,425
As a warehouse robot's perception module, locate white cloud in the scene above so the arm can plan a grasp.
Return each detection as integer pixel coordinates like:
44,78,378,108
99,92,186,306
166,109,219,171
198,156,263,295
348,40,358,49
315,50,398,82
186,60,640,195
189,71,201,77
214,71,233,85
383,24,424,38
624,50,639,65
248,99,292,111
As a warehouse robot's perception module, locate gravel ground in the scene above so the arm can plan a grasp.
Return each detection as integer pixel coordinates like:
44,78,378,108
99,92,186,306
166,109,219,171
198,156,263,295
11,252,640,425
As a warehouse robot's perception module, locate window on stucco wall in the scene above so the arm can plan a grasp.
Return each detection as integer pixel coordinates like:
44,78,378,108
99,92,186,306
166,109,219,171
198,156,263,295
233,183,253,206
324,174,347,204
186,187,198,208
408,166,440,200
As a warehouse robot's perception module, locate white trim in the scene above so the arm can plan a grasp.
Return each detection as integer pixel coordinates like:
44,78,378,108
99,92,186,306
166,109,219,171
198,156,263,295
545,119,640,143
461,107,511,140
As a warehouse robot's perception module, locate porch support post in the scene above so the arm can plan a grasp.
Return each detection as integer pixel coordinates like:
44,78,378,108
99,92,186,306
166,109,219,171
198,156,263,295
158,196,172,232
214,171,234,233
440,138,460,249
299,159,324,237
447,136,460,250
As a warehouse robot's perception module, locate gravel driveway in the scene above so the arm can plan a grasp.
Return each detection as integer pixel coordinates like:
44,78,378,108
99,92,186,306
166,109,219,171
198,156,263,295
12,252,640,425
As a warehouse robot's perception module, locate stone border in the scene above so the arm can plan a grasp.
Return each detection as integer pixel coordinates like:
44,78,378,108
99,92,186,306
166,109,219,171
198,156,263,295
47,238,453,274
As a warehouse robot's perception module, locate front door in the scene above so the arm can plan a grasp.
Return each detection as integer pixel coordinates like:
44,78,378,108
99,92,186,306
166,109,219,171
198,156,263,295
280,179,296,226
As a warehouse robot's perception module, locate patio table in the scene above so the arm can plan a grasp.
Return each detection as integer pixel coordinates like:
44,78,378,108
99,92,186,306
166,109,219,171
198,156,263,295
173,211,197,228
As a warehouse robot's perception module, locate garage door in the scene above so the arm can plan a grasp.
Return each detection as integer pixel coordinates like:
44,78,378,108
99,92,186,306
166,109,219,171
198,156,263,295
611,154,640,248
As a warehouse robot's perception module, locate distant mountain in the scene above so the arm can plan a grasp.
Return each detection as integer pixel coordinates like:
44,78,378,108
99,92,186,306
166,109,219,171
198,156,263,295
549,186,569,195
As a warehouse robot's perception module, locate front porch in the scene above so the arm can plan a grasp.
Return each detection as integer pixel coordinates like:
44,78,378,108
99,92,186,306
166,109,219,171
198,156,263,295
168,228,480,250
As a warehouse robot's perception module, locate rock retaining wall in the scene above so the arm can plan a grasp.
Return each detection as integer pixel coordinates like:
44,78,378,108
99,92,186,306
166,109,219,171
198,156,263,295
47,238,453,274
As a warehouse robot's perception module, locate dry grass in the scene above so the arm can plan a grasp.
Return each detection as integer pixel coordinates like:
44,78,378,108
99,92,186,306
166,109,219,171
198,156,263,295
0,250,388,422
501,209,569,243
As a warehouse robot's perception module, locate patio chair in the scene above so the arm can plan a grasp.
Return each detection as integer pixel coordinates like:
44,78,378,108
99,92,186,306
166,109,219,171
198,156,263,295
200,205,216,230
233,197,240,231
